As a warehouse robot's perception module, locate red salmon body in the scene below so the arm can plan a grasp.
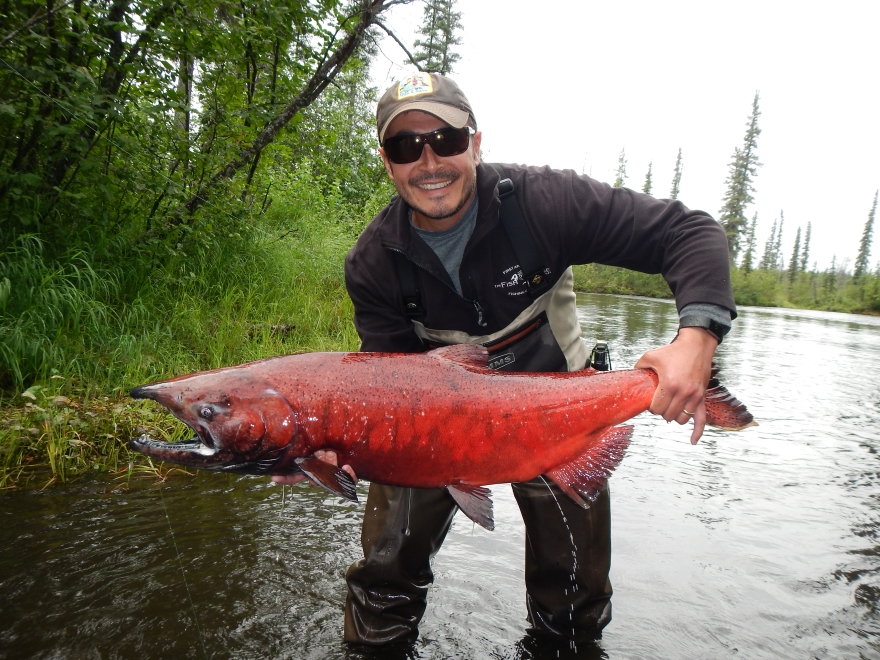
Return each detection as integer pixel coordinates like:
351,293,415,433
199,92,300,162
129,344,755,529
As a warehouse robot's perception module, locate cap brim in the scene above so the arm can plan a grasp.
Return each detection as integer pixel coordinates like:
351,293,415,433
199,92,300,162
378,102,470,142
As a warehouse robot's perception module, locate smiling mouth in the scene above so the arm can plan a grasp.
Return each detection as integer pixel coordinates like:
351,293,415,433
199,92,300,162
417,180,452,191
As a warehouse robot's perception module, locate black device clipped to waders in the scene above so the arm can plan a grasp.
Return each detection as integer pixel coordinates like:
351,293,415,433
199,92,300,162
589,341,612,371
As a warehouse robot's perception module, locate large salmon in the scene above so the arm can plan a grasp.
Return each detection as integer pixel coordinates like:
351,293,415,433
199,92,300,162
129,344,755,529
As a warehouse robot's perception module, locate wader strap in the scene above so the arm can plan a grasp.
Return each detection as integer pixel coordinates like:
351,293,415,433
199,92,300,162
391,250,425,318
489,164,550,297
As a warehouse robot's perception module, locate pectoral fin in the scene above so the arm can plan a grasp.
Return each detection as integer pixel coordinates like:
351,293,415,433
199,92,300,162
447,484,494,531
545,425,633,507
295,457,358,502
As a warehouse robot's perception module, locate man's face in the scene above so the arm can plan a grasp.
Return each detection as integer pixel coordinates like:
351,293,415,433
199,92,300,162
379,111,482,231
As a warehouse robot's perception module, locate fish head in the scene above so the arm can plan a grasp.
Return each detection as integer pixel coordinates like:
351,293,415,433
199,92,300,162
128,366,300,473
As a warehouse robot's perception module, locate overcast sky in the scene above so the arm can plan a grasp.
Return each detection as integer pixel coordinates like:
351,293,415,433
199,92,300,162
370,0,880,271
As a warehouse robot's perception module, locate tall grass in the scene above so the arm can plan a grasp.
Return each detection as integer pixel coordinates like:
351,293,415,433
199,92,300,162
0,166,391,488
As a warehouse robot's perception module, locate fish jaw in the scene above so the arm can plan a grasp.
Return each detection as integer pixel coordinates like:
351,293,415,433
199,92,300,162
128,368,303,474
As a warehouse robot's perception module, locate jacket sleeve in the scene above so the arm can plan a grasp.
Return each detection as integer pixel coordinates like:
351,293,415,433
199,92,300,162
511,166,736,316
344,245,426,353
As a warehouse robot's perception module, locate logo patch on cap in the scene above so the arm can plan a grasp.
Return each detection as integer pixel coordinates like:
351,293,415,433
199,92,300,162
397,73,432,100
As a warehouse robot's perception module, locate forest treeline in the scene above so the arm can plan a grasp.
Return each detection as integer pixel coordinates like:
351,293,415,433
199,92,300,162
592,93,879,316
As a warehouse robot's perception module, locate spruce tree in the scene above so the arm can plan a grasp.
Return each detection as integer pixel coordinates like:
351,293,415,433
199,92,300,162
760,217,777,270
718,92,762,260
669,148,683,200
413,0,463,75
800,222,811,272
613,149,628,187
642,161,653,195
788,226,801,283
824,256,837,294
741,213,758,274
854,190,878,282
774,211,785,270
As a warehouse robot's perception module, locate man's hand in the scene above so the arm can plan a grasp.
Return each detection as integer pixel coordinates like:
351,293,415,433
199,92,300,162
271,450,358,486
634,327,718,445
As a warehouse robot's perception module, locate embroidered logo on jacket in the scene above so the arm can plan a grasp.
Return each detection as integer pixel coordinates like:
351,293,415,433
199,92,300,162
494,264,551,296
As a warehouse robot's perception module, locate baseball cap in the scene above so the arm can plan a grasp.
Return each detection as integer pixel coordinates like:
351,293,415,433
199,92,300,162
376,72,476,143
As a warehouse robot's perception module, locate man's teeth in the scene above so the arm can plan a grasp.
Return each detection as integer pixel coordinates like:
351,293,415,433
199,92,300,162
419,180,451,190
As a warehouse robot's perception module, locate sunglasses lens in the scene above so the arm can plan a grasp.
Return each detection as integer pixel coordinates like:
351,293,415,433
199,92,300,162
384,127,471,164
384,136,422,164
431,128,471,157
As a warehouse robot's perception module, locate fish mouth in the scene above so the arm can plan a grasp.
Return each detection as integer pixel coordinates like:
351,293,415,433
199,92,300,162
128,434,220,465
128,434,288,475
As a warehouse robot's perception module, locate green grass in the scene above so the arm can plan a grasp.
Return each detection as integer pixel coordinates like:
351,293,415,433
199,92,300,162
0,166,390,489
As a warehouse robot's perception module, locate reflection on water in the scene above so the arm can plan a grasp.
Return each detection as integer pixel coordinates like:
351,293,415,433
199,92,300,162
1,294,879,659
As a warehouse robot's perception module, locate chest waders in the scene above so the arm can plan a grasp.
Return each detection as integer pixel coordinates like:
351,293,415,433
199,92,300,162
343,167,613,645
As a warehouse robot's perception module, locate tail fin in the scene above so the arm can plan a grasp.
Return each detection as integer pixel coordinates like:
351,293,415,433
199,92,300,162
704,369,757,430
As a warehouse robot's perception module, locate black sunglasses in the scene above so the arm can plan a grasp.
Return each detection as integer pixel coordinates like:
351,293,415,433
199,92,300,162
383,126,475,165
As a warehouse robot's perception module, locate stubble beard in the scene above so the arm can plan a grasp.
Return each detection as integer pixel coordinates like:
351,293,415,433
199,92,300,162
399,166,477,221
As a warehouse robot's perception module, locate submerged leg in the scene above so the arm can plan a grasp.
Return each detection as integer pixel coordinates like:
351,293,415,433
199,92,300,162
344,483,458,645
512,479,613,641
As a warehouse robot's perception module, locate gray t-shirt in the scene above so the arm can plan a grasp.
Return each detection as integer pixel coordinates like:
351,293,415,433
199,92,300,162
411,195,479,296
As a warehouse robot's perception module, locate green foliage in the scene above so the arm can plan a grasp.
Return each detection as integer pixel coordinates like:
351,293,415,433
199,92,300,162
0,0,397,487
575,259,880,316
788,226,801,283
413,0,463,75
740,213,758,274
730,263,880,313
801,222,811,272
0,165,393,485
854,190,877,282
0,0,387,252
719,92,762,260
642,161,653,195
572,264,672,299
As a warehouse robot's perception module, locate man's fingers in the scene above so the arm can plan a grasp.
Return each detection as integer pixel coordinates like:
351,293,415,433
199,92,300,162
690,404,707,445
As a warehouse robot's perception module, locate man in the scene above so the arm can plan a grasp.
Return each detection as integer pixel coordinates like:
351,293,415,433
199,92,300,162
275,72,735,645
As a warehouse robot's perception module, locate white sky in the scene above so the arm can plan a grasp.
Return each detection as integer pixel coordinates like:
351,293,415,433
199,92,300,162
370,0,880,271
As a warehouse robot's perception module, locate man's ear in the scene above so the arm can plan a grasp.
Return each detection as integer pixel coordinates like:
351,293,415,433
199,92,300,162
378,147,395,181
472,131,482,166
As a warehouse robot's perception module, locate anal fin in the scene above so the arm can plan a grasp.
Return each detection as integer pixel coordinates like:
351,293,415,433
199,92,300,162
295,456,358,502
447,484,494,531
544,425,633,507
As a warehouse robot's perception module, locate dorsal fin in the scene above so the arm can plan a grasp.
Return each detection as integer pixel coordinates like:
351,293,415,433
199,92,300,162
544,425,634,506
428,344,489,368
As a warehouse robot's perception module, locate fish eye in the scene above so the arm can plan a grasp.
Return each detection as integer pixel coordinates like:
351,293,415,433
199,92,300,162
199,406,214,420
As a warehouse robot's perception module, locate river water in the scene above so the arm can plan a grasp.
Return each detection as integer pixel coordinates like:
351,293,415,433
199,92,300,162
1,294,879,659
